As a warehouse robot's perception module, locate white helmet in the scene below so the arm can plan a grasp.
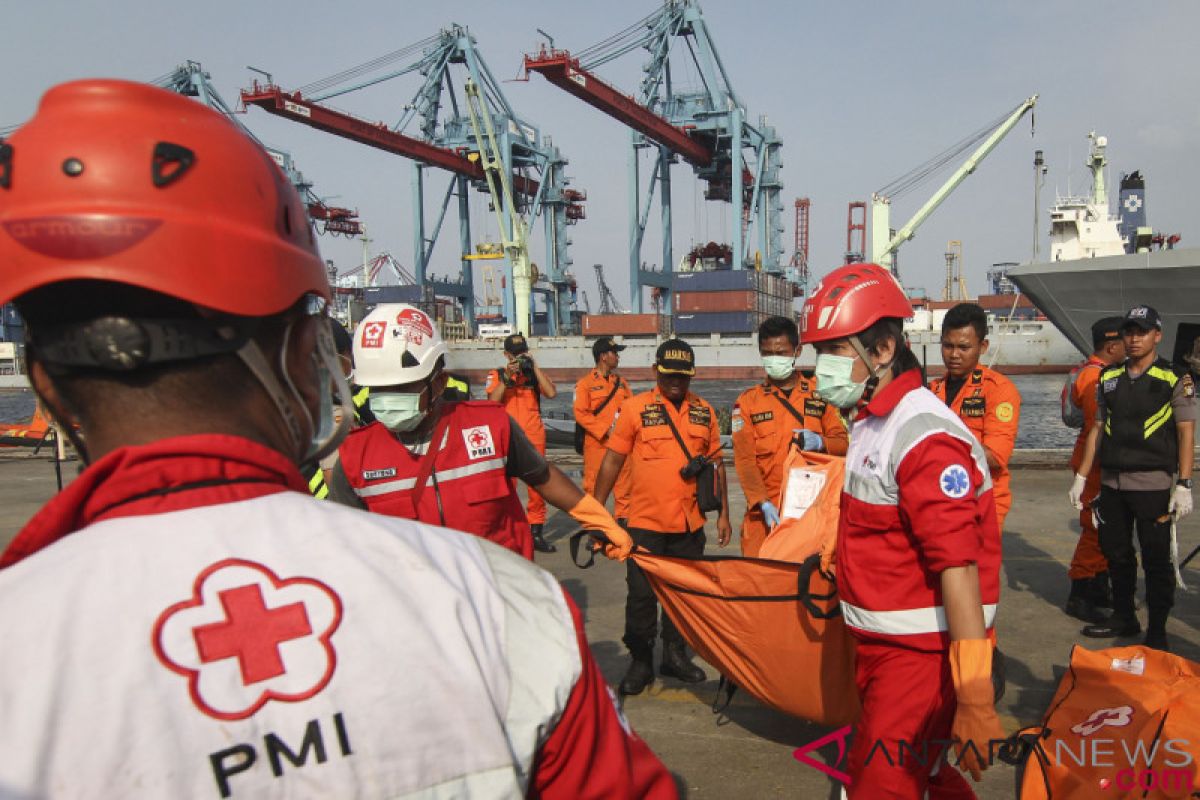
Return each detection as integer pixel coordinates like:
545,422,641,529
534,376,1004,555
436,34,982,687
352,304,448,387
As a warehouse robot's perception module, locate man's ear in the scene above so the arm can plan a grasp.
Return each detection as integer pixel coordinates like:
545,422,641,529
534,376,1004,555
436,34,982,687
980,337,990,355
28,358,80,430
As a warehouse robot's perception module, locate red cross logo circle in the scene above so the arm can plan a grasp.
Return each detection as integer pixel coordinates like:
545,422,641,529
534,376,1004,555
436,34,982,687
153,559,343,721
469,430,488,448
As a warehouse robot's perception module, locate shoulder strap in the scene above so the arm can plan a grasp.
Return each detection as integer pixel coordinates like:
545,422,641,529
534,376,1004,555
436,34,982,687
660,405,694,461
769,389,807,425
595,377,624,415
410,411,456,511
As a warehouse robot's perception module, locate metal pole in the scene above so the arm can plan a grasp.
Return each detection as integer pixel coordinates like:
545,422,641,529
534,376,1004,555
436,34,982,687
629,133,642,313
1033,149,1045,262
660,145,672,293
412,164,426,287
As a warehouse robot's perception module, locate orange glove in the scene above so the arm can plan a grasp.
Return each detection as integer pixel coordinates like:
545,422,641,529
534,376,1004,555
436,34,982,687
948,638,1006,782
568,494,633,561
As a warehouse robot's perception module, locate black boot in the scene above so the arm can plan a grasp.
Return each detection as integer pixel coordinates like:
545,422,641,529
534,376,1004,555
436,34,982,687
1144,612,1171,652
619,657,655,695
1065,579,1107,623
659,641,706,683
1090,571,1113,610
1082,614,1141,639
530,524,556,554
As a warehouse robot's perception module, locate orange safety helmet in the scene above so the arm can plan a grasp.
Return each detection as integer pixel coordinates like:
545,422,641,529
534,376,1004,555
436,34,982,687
0,79,327,314
800,263,911,344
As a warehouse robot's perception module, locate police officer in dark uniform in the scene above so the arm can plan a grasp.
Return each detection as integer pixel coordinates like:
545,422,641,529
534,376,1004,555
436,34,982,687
1070,305,1195,651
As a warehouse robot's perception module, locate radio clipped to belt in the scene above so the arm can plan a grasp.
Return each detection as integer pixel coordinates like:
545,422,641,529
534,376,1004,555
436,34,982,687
661,411,722,514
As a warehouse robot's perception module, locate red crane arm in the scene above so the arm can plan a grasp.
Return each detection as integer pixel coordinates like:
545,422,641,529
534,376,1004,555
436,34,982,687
523,50,712,167
240,84,539,196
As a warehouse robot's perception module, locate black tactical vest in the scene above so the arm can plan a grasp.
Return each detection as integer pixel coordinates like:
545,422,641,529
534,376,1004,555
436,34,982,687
1098,357,1179,473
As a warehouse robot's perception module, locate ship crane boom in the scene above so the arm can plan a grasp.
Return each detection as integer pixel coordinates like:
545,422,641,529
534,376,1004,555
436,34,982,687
871,94,1037,274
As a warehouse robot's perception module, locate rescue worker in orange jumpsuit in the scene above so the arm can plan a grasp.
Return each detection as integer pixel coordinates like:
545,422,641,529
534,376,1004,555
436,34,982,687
732,315,848,556
574,337,633,522
929,303,1021,532
485,333,558,552
329,306,629,562
1062,317,1125,623
594,339,733,696
803,264,1004,797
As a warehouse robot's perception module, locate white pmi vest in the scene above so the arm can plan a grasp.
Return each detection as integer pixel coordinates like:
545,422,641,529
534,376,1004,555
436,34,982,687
0,493,581,799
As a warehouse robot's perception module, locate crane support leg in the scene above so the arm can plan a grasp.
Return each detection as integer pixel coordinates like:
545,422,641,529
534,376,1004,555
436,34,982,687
660,144,673,305
730,107,743,270
413,164,427,286
457,176,475,331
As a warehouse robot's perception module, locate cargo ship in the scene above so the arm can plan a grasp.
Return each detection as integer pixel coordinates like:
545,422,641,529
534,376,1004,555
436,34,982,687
1008,133,1200,365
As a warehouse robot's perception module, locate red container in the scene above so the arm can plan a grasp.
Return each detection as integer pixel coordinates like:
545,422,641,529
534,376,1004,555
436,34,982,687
582,313,660,336
673,290,757,313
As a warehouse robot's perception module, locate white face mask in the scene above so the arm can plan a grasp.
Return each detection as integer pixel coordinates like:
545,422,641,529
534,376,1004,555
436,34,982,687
369,390,426,433
761,355,796,381
814,353,869,409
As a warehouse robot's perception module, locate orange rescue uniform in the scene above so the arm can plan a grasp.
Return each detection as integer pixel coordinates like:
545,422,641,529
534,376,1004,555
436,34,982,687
1067,356,1109,579
929,365,1021,531
485,368,547,524
607,389,723,534
731,377,848,556
574,368,633,519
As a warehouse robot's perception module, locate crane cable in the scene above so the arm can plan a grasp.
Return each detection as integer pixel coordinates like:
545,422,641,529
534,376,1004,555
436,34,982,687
294,35,440,97
875,108,1012,201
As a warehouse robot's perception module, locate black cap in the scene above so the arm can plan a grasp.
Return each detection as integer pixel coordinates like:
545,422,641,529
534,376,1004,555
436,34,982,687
592,337,626,359
1091,316,1125,347
503,333,529,354
1122,305,1162,332
655,338,695,376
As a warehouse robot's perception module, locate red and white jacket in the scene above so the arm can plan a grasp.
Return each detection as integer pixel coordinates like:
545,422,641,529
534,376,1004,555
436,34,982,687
0,435,674,799
837,370,1002,651
338,401,533,560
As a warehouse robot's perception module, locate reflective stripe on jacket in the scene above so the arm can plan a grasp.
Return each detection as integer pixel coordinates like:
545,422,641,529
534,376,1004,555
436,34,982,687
839,370,1002,651
1099,358,1180,473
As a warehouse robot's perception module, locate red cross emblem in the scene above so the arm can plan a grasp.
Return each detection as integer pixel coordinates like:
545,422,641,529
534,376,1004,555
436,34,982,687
360,321,387,349
154,559,342,721
468,430,488,448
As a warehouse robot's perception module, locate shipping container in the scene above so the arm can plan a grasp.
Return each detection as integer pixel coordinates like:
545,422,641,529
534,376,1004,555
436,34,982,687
363,285,428,305
673,290,757,313
673,311,768,335
671,270,766,293
582,313,661,336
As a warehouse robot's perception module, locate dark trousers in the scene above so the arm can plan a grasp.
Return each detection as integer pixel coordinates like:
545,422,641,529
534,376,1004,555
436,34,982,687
623,528,705,657
1096,488,1175,627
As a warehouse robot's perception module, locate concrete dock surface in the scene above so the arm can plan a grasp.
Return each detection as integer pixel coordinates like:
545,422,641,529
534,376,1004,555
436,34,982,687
2,449,1197,798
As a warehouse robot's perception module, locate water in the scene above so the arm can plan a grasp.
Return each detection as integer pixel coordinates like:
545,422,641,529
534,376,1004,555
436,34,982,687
0,373,1080,448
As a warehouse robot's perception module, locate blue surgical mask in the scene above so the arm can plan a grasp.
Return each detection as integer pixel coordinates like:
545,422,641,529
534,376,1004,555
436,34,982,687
761,355,796,381
814,353,869,409
369,390,426,433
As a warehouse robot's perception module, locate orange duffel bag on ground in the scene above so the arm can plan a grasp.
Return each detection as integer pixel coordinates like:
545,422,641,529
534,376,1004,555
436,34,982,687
1012,645,1200,799
576,442,859,726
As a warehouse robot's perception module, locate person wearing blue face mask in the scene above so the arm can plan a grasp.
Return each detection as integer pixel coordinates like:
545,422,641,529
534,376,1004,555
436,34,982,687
327,304,633,562
730,316,848,556
802,263,1005,796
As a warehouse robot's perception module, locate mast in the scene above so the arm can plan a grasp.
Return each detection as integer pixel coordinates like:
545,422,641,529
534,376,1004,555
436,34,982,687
1088,132,1108,209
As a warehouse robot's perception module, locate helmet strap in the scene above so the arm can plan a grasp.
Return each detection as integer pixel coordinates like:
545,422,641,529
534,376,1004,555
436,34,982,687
27,381,92,466
848,334,896,408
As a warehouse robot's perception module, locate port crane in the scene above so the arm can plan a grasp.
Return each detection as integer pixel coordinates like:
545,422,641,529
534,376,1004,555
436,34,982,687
239,27,585,334
594,264,624,315
870,94,1038,276
524,0,785,312
160,62,363,238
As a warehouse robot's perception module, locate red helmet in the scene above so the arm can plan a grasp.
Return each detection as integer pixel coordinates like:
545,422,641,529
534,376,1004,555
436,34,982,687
800,263,911,344
0,79,327,315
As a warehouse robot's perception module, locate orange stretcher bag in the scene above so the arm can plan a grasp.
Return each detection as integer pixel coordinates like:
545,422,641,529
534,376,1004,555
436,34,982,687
1012,645,1200,799
759,448,845,565
577,444,859,726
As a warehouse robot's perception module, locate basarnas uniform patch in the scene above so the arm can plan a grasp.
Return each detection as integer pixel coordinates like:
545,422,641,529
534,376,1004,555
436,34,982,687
995,401,1014,422
688,405,712,426
939,464,971,499
462,425,496,459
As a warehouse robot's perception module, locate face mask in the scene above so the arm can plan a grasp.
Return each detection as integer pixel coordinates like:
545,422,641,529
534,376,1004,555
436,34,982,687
814,353,869,409
761,355,796,381
369,390,426,433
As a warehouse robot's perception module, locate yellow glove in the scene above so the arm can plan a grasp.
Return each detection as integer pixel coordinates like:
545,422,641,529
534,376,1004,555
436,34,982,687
948,638,1006,782
568,494,633,561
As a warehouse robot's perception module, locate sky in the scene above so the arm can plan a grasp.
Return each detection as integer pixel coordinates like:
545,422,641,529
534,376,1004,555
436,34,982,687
8,0,1200,312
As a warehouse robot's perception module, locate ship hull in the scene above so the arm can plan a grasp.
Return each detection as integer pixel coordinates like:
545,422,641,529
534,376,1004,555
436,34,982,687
1008,247,1200,362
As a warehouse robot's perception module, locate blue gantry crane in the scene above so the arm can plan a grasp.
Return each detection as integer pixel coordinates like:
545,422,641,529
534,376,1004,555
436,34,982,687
240,27,585,335
524,0,785,312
